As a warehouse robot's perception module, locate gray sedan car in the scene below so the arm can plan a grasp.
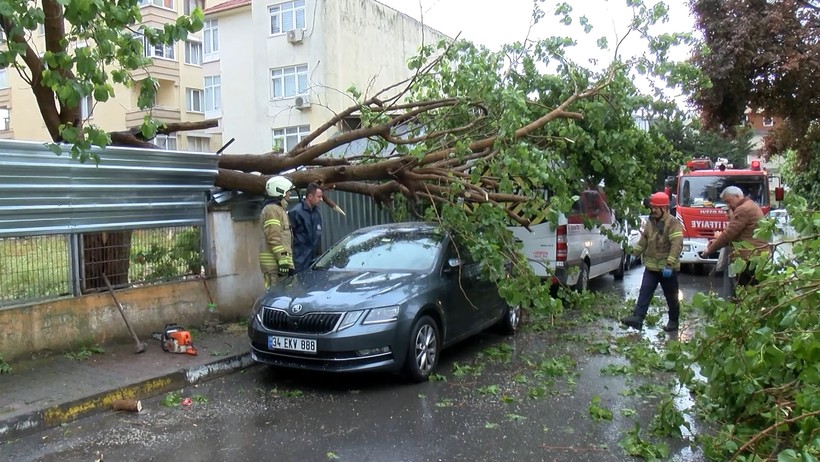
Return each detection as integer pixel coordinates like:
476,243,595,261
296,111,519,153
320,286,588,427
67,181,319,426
248,223,520,382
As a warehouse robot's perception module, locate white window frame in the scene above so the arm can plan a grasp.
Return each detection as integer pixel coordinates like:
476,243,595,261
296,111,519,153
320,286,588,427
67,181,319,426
269,1,306,35
187,135,210,152
80,94,93,119
270,64,308,99
186,88,204,113
184,0,201,15
204,75,221,113
203,19,218,58
763,116,774,127
140,31,176,61
155,134,178,150
184,40,202,65
139,0,175,9
0,107,9,131
0,69,8,89
272,125,310,153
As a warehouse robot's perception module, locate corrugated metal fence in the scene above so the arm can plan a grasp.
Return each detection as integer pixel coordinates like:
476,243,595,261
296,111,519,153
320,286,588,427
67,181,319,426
0,140,218,306
318,190,395,250
0,140,217,237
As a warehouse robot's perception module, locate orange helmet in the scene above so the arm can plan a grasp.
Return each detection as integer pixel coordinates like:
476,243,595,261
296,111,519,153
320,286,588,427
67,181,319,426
649,192,669,207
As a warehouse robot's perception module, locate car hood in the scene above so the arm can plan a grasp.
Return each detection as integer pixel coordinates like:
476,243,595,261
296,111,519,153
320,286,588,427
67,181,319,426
261,269,430,312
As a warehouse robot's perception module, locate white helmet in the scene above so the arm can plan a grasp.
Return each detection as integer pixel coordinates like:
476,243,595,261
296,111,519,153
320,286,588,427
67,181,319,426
265,176,293,198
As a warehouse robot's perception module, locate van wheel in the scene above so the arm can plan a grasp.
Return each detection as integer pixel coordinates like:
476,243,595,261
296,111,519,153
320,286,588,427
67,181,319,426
613,254,626,280
573,262,590,292
404,315,440,383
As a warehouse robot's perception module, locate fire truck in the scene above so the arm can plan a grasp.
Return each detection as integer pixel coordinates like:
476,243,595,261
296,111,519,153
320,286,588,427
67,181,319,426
667,157,771,268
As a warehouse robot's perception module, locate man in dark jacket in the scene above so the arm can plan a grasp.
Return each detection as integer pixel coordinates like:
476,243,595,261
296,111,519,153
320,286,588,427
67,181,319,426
621,192,684,331
289,183,323,273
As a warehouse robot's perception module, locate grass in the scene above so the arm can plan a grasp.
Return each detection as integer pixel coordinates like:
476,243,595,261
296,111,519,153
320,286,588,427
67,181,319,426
0,227,203,306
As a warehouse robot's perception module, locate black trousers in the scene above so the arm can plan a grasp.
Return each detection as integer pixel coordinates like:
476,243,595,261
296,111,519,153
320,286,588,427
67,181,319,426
633,269,680,322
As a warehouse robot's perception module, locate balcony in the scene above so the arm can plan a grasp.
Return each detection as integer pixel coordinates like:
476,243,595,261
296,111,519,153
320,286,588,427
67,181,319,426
125,106,182,128
132,58,181,85
139,3,179,24
0,88,10,108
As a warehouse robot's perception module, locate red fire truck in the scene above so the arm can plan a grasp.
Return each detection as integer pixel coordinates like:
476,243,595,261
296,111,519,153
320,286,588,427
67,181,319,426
669,157,771,268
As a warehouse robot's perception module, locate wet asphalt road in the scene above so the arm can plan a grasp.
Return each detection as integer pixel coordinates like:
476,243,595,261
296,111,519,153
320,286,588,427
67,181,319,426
4,266,723,462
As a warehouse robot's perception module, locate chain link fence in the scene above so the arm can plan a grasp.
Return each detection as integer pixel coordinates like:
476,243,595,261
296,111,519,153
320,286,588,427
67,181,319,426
0,226,204,307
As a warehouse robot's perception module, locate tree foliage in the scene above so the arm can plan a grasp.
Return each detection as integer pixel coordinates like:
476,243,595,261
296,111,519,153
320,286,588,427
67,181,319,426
688,0,820,204
669,198,820,460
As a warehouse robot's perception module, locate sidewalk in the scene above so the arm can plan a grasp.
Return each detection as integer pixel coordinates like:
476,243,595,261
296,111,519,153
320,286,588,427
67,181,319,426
0,322,254,443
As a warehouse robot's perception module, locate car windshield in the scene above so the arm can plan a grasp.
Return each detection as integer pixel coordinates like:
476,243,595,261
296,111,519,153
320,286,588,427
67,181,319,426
678,175,768,208
313,228,442,272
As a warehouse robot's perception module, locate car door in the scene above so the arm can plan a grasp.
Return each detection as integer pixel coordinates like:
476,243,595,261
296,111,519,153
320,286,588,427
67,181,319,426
440,239,493,340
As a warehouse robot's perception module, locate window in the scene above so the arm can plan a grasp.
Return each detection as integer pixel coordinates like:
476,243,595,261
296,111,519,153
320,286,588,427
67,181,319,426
141,32,176,60
270,64,308,99
185,41,202,65
184,0,201,14
0,107,9,131
139,0,175,8
186,88,204,112
269,1,306,35
0,69,8,89
763,116,774,127
155,134,178,150
204,75,221,113
80,95,93,119
203,19,218,56
272,125,310,153
187,136,209,152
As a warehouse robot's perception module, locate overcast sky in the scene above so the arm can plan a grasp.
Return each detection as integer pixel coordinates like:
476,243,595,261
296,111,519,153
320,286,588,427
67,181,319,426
378,0,695,66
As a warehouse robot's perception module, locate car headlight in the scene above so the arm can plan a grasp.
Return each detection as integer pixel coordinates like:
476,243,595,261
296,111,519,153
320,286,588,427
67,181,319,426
363,306,400,325
338,310,364,331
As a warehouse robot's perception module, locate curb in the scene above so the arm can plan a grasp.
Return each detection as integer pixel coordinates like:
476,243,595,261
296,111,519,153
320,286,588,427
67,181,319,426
0,352,255,443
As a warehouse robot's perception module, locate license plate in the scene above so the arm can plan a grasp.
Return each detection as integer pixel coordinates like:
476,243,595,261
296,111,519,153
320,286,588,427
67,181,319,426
268,335,317,353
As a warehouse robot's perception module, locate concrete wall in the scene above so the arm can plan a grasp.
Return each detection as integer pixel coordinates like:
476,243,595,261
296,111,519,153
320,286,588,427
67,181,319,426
0,281,210,363
0,209,265,363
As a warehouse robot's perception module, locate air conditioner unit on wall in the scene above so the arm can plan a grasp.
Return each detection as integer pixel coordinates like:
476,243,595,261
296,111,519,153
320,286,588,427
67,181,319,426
294,95,311,110
287,29,304,44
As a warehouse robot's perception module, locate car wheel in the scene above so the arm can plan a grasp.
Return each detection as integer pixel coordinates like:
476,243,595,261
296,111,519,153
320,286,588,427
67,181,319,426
404,315,440,383
497,303,521,335
573,262,590,292
613,254,626,280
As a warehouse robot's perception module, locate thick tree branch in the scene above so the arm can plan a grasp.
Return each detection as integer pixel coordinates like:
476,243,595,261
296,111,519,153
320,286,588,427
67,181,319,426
43,0,78,127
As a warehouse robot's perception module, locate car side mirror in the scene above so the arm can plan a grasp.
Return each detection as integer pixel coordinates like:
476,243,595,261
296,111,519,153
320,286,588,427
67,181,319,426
443,257,462,274
775,187,784,201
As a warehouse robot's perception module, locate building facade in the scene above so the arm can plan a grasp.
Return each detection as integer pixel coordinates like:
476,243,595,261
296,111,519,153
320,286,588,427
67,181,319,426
0,0,221,152
202,0,448,155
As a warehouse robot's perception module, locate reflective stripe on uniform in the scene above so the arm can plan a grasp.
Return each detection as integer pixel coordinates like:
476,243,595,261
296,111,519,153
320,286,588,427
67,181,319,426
264,219,281,227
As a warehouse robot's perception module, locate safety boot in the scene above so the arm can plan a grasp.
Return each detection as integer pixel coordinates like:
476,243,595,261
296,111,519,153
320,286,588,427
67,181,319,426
620,315,643,330
663,321,679,332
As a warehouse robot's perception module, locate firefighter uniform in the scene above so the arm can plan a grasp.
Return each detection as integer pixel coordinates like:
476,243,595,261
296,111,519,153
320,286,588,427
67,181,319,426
259,198,293,288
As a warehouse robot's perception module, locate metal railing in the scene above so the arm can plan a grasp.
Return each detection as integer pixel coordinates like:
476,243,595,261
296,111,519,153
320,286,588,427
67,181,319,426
0,226,205,307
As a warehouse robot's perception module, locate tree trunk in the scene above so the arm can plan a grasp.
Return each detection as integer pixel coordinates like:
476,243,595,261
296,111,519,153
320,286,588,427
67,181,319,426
81,231,132,292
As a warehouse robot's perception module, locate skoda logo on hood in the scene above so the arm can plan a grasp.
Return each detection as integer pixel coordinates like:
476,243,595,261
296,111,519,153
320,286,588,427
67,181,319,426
291,304,303,314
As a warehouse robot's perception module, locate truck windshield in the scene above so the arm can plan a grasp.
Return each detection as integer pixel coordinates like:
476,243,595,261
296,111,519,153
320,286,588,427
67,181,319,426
678,175,768,208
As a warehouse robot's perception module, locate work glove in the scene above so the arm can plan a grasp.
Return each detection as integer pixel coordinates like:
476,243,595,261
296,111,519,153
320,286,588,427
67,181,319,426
661,266,673,278
278,265,293,277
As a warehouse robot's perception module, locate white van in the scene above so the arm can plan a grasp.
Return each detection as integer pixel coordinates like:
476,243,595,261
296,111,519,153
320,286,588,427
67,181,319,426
508,189,626,291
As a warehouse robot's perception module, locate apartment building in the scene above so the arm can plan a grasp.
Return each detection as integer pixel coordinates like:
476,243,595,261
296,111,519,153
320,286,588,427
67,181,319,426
202,0,448,155
0,0,221,152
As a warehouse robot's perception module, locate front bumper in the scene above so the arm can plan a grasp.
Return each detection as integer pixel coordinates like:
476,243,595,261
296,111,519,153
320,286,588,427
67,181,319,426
679,239,718,264
248,314,404,373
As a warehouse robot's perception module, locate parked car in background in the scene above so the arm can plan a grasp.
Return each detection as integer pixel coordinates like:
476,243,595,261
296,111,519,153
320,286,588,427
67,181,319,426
248,223,520,383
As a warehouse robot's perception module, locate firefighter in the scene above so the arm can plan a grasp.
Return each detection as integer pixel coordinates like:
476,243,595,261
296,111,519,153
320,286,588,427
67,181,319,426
620,192,684,332
259,176,295,288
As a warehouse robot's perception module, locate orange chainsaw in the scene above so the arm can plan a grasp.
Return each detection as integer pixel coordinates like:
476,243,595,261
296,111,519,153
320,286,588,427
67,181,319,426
155,324,198,355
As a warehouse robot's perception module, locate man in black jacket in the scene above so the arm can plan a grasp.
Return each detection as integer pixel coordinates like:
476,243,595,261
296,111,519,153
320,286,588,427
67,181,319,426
289,183,323,273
